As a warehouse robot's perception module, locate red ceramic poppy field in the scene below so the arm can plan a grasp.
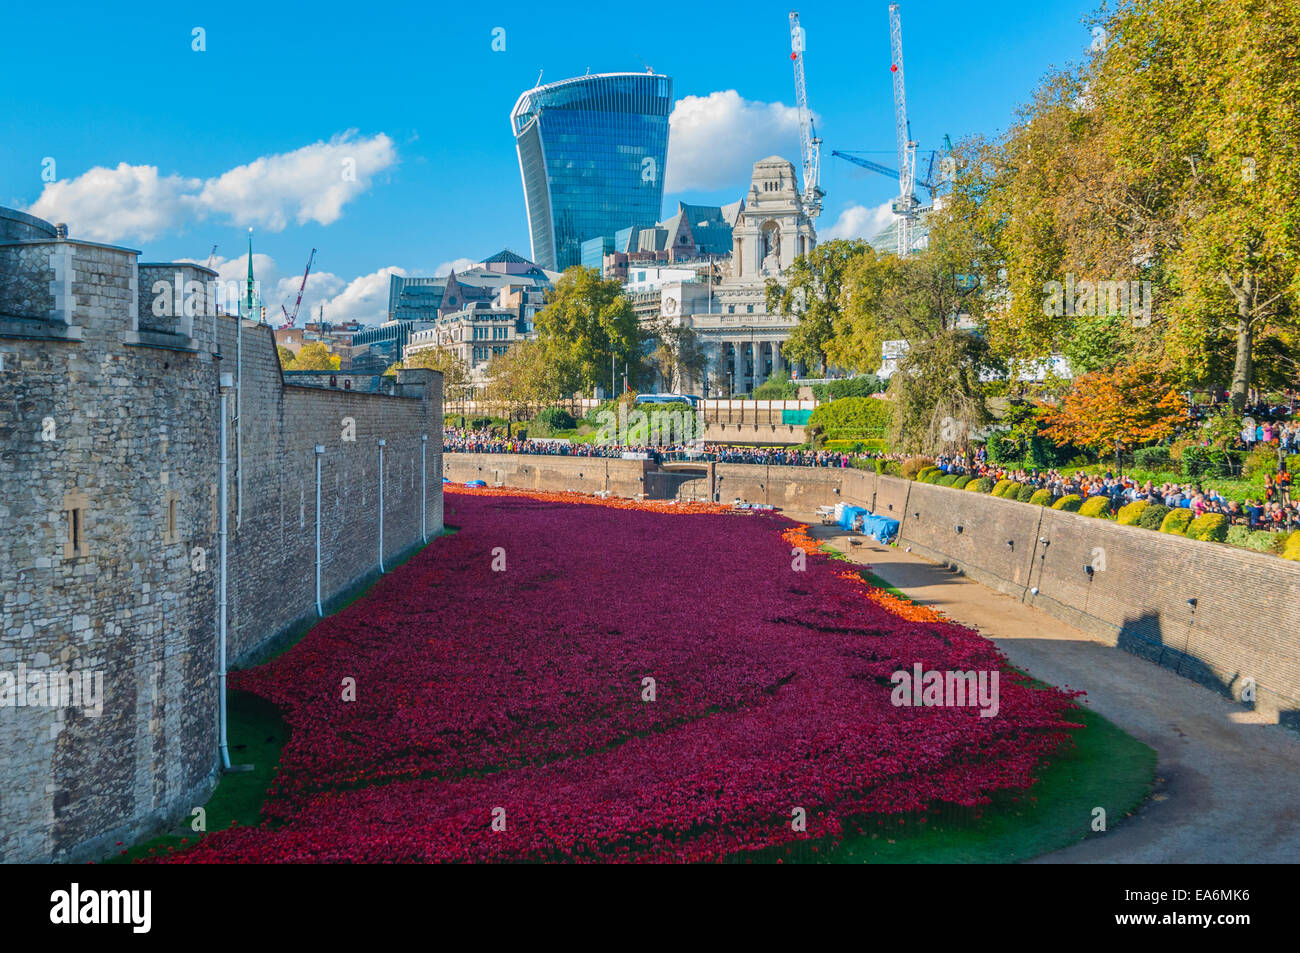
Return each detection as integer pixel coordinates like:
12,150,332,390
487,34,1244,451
165,488,1082,863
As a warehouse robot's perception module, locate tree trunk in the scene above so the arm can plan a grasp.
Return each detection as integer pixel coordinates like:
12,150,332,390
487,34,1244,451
1229,311,1253,415
1224,269,1255,415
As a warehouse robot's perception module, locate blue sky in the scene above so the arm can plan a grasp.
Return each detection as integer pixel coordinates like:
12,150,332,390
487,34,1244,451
1,0,1101,323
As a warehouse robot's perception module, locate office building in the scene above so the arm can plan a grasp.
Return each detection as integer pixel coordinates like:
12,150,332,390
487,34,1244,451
510,72,672,271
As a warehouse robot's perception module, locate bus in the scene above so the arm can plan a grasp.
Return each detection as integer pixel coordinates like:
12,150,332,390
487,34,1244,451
635,393,700,408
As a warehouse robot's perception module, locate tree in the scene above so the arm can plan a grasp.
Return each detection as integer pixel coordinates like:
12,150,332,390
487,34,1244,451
646,316,706,392
958,0,1300,404
287,341,339,371
753,368,797,399
1040,362,1189,455
831,216,987,378
535,267,645,395
395,347,473,401
887,331,998,454
1092,0,1300,410
766,238,870,375
277,345,295,367
485,341,561,421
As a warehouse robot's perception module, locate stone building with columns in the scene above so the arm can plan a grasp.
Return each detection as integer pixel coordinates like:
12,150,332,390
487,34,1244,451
646,157,817,395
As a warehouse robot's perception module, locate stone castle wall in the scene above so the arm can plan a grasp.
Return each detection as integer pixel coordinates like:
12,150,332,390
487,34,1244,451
0,212,443,863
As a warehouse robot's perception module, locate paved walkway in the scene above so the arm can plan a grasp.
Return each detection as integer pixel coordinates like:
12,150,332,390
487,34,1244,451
797,512,1300,863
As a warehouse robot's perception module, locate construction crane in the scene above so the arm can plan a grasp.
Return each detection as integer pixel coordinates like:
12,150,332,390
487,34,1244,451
830,150,938,196
206,244,218,271
888,2,920,257
280,248,316,329
789,11,823,218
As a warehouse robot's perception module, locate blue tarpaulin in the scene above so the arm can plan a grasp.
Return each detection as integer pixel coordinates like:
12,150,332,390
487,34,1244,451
837,505,900,544
838,506,870,531
860,513,901,544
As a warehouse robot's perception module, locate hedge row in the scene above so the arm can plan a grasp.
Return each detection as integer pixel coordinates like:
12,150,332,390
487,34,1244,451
898,467,1300,560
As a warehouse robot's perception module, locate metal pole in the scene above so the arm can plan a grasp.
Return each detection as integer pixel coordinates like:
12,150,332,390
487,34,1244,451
421,434,428,543
378,438,386,573
217,374,232,771
235,311,242,527
315,444,325,616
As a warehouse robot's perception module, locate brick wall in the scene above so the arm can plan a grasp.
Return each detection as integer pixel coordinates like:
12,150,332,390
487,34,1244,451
444,453,651,498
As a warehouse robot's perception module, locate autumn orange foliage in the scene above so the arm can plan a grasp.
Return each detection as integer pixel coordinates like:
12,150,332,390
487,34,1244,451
1040,361,1189,452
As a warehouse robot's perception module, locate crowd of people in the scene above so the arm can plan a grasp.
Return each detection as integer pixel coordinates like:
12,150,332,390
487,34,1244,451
443,428,632,458
443,429,865,468
927,452,1299,532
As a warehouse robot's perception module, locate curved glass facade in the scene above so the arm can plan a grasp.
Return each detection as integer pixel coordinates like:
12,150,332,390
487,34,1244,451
511,73,672,271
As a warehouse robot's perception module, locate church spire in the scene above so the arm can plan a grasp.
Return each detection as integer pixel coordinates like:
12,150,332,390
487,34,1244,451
245,228,256,320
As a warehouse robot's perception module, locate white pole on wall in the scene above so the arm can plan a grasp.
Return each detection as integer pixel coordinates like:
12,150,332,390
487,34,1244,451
378,438,386,573
421,434,427,544
235,311,243,528
217,373,233,771
315,444,325,616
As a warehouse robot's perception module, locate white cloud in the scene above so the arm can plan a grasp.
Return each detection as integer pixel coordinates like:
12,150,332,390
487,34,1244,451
26,131,396,243
433,257,476,277
198,131,397,231
822,201,896,242
665,90,805,193
29,165,201,243
315,266,407,325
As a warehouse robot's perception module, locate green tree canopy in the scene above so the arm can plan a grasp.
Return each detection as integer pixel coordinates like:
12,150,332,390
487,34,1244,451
766,238,870,375
535,267,645,396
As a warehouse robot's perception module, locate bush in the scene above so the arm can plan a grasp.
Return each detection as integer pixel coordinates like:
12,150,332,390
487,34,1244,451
1116,500,1149,525
1245,530,1288,554
808,397,894,442
1242,444,1279,477
753,369,798,399
531,407,577,436
1225,524,1252,548
1133,446,1173,471
1159,508,1194,535
1015,484,1036,502
952,475,974,489
1028,488,1055,506
991,479,1016,497
824,438,889,453
902,456,936,480
873,459,887,474
1137,503,1171,530
937,474,957,486
1280,531,1300,561
966,477,995,493
1181,445,1237,480
1051,494,1082,512
810,376,887,401
1078,495,1113,518
1186,513,1229,542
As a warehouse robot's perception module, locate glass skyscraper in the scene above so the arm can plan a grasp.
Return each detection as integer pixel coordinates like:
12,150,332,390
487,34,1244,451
511,72,672,272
